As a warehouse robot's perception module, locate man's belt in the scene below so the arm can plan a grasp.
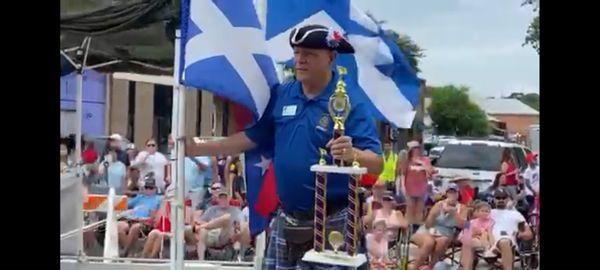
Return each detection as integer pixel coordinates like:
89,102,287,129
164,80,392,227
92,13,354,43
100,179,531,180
282,202,347,223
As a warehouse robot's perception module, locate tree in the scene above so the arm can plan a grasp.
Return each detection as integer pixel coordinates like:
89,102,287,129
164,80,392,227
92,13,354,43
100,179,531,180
522,0,539,54
509,92,539,111
365,11,425,73
387,30,425,73
428,85,489,136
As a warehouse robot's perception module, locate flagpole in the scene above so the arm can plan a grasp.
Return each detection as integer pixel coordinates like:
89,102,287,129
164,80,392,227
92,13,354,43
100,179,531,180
170,29,186,270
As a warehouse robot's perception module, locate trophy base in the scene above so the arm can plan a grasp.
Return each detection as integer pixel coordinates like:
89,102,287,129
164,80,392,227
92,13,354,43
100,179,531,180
310,165,367,175
301,249,367,267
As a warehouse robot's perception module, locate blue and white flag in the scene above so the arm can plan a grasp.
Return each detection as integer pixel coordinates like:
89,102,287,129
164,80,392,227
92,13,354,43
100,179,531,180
266,0,420,128
180,0,279,119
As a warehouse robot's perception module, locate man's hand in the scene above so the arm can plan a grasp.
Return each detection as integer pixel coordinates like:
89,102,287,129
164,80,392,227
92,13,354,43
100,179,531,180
326,135,354,161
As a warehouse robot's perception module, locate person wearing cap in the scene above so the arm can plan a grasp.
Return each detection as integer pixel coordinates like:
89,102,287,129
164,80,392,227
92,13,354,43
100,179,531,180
186,24,382,268
118,176,162,257
363,191,408,241
100,133,130,167
193,191,249,260
523,152,539,199
379,142,399,191
409,183,467,270
460,188,534,270
401,140,436,225
449,175,475,205
141,184,196,258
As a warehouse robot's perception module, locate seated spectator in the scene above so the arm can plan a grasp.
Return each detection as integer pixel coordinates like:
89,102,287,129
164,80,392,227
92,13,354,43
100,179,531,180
409,183,467,270
142,186,196,258
82,140,98,164
459,189,534,270
363,191,408,240
366,219,393,269
118,177,162,257
193,191,250,260
124,166,141,198
459,201,495,258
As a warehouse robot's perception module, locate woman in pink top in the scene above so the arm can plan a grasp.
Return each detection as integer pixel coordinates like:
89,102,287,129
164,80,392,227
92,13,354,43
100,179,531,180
401,141,436,224
460,201,495,270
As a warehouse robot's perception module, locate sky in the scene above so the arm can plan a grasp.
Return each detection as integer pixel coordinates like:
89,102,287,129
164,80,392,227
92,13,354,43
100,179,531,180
352,0,539,99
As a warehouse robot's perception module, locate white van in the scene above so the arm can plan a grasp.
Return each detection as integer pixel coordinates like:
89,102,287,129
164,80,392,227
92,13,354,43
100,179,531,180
432,139,532,190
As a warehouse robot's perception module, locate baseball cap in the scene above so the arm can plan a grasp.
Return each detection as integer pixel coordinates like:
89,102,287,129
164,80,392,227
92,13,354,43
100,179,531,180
407,140,420,149
493,188,509,198
446,183,459,193
109,133,122,141
526,152,538,163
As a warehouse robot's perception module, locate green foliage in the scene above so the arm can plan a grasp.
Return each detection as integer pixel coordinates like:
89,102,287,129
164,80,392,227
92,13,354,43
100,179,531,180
509,92,539,111
522,0,539,54
428,85,489,136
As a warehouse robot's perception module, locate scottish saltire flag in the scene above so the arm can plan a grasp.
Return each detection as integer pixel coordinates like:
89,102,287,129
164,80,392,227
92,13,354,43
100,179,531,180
180,0,279,119
180,0,280,235
266,0,420,128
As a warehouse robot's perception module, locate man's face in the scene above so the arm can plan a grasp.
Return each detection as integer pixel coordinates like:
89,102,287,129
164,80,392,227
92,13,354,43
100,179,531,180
109,140,120,150
293,47,334,83
143,185,157,196
494,194,508,209
217,195,229,207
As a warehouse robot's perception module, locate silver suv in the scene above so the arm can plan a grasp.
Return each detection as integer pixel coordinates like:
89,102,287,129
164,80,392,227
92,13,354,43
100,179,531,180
432,139,532,190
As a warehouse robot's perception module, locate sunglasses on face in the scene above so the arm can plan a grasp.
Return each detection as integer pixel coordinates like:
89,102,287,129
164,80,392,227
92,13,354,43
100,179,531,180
495,196,508,200
147,144,156,147
144,186,156,190
211,187,221,190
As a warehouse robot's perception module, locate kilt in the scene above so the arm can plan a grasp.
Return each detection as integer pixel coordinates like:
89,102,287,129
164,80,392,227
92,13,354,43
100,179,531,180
264,208,353,270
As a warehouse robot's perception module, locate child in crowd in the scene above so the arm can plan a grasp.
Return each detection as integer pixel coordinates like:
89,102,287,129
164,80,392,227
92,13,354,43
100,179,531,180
460,201,495,257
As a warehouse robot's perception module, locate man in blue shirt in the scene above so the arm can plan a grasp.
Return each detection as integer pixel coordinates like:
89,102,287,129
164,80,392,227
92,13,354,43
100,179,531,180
186,24,382,268
118,176,162,256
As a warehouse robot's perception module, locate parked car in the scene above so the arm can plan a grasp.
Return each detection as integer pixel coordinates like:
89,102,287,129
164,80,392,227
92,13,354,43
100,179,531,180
432,139,531,190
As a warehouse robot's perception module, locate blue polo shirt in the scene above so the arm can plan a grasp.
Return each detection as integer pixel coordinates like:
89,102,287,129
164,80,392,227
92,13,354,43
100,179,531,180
245,71,382,212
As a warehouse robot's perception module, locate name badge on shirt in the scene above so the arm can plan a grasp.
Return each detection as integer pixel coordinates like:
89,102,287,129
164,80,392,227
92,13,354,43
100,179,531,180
282,105,297,116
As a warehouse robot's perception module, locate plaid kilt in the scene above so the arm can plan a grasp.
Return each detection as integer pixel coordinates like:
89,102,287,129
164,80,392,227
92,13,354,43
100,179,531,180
264,208,353,270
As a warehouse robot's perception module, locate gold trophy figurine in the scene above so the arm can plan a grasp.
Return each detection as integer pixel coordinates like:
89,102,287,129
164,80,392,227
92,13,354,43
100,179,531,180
328,66,351,166
302,66,367,267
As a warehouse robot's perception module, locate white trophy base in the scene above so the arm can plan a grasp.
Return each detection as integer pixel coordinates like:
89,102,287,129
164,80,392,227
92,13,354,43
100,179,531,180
302,249,367,267
311,164,367,175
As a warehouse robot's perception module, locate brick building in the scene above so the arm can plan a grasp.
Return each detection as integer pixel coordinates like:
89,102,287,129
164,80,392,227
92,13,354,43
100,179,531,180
474,98,539,138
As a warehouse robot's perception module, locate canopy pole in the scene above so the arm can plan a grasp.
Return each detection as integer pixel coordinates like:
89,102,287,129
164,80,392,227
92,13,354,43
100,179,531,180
170,29,186,270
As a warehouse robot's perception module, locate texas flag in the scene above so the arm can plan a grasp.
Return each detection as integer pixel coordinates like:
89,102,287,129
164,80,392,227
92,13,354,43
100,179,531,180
180,0,280,235
231,104,279,236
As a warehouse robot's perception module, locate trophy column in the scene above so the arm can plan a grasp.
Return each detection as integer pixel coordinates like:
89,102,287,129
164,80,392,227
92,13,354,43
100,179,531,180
345,173,360,256
314,172,327,252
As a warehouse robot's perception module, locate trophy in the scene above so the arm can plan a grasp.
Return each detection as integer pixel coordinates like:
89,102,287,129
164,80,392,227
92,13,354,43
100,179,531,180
301,66,367,267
